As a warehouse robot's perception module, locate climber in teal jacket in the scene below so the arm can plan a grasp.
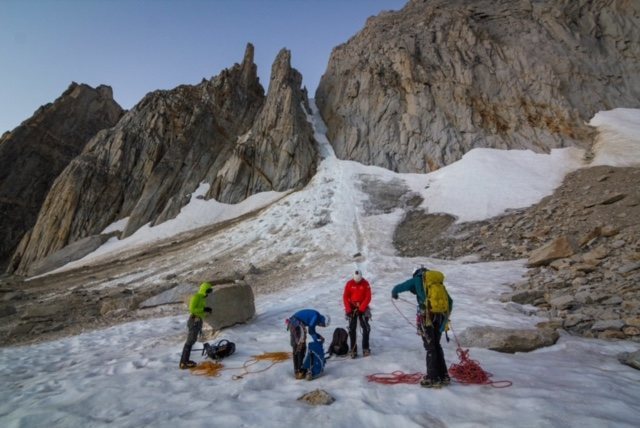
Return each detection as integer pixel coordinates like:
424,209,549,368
179,282,213,369
391,268,453,388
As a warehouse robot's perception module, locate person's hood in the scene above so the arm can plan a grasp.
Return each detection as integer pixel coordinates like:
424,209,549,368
318,314,330,327
198,282,213,295
424,270,444,285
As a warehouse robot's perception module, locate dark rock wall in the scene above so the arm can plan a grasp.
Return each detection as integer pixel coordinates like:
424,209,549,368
0,83,123,271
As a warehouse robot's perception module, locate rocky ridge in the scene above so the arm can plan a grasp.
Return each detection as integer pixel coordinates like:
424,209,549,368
0,83,123,271
316,0,640,173
10,44,317,275
209,48,317,203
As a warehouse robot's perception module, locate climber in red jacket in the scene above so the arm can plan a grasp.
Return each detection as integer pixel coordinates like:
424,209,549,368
342,270,372,358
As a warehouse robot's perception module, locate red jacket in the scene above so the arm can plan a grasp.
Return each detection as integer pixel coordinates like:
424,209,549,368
343,278,372,313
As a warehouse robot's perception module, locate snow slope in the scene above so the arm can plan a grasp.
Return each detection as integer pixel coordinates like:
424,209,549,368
1,107,639,428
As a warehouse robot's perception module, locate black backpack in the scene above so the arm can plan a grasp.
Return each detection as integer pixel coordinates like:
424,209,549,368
202,339,236,361
328,327,349,357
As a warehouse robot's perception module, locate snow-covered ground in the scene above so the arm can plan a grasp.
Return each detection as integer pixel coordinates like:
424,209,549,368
1,107,639,427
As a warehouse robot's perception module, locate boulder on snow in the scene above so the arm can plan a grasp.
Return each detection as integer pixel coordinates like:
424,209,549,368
204,281,255,330
458,326,559,353
138,275,242,309
618,350,640,371
297,389,335,406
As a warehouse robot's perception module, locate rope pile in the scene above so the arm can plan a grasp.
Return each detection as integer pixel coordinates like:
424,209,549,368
448,346,511,388
190,361,225,377
447,327,512,388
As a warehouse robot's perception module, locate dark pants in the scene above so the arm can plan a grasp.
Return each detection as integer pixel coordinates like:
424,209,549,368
289,321,307,374
348,308,371,353
420,313,449,382
180,315,203,365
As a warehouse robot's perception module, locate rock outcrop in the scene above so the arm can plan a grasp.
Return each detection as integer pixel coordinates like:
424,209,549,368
11,44,317,275
203,281,255,330
392,165,640,341
316,0,640,172
209,49,317,203
0,83,123,271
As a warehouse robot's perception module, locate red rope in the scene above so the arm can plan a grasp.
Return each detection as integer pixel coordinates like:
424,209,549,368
448,326,512,388
370,299,512,388
367,371,423,384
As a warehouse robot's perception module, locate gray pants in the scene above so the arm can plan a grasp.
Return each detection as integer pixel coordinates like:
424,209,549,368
180,315,203,364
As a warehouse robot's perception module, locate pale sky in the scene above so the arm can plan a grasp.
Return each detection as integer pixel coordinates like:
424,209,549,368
0,0,406,134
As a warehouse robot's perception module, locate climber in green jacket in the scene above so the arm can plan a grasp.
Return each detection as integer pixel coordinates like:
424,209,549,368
179,282,213,369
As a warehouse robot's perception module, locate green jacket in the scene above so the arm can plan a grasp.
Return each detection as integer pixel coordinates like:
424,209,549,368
189,282,212,318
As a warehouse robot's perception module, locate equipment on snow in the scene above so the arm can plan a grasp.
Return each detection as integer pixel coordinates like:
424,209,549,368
328,327,349,357
202,339,236,361
302,340,326,379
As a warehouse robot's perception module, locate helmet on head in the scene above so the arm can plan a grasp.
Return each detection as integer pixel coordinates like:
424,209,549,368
353,270,362,283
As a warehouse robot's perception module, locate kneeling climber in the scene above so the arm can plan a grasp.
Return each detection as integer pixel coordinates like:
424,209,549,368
285,309,330,380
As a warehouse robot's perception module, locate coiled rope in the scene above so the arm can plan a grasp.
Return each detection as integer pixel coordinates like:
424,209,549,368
448,325,512,388
367,298,512,387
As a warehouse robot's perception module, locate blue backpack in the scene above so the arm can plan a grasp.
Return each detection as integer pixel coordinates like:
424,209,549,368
303,340,326,379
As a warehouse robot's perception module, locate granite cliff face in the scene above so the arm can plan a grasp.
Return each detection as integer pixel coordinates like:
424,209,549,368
210,49,317,203
316,0,640,172
11,45,317,275
0,83,123,271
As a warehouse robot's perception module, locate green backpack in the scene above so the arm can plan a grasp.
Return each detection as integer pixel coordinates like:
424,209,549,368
423,270,449,314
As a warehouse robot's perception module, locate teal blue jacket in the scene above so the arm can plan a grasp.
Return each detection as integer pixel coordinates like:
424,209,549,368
391,276,426,306
391,275,453,332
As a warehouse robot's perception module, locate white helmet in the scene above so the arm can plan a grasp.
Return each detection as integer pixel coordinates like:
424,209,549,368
353,270,363,283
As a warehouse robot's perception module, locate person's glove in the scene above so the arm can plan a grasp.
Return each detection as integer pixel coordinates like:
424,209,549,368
392,292,398,300
204,307,212,313
345,312,351,321
317,335,325,343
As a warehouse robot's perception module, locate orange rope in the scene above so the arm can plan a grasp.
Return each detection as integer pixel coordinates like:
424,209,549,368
231,352,291,380
190,361,225,377
190,352,291,379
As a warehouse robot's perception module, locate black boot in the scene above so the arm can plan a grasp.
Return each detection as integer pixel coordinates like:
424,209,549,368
179,344,196,369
